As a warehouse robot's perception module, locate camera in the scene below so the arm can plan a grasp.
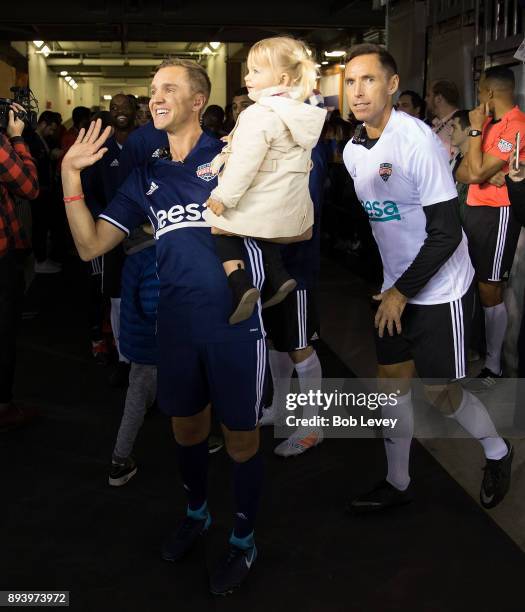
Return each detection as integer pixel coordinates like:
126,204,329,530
0,87,38,131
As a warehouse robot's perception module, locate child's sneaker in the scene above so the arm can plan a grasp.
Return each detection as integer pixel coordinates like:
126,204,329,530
227,268,260,325
108,457,137,486
262,276,297,309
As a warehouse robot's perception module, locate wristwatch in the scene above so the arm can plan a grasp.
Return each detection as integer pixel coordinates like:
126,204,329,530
468,129,482,137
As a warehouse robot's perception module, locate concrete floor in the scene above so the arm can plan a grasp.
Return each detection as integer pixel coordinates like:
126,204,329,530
319,256,525,552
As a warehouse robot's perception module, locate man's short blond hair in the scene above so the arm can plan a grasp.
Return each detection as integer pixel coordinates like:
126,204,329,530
155,58,211,105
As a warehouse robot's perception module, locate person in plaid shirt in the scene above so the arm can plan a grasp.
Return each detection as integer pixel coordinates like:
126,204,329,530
0,102,39,431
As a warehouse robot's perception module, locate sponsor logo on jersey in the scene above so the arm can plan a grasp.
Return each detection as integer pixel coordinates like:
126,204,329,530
110,158,119,167
361,200,401,222
196,162,215,182
379,163,392,182
155,202,204,229
497,139,513,153
146,181,159,196
151,148,162,158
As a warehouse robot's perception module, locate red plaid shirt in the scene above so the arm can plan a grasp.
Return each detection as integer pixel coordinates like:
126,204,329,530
0,134,39,256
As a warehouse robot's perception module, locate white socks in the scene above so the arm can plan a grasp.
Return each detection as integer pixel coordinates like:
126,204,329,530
295,351,322,421
447,390,507,460
384,391,414,491
268,349,295,419
483,303,507,375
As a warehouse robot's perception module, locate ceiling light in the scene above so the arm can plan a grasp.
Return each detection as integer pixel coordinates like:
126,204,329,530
41,45,51,57
103,94,112,100
60,71,68,76
71,82,78,90
315,63,322,68
209,42,221,50
321,61,329,65
202,46,213,55
33,40,44,49
339,64,346,69
69,79,76,87
325,50,346,58
64,76,71,82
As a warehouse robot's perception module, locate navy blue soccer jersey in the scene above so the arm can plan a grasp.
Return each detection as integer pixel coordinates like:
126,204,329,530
100,131,265,345
281,141,328,288
82,135,125,218
118,121,169,185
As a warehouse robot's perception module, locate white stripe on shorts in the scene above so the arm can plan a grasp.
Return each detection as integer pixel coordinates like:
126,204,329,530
296,290,308,349
254,338,266,426
449,298,465,379
490,206,509,281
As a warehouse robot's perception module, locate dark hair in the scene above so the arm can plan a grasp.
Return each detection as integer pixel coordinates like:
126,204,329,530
451,109,470,131
136,96,150,105
431,80,459,106
91,110,113,130
37,111,58,126
233,87,249,97
347,43,398,76
202,104,225,122
484,66,515,90
72,106,91,127
400,90,423,110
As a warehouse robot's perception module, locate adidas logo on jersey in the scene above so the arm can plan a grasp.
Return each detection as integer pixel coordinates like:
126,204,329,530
110,158,119,167
361,200,401,222
146,181,159,196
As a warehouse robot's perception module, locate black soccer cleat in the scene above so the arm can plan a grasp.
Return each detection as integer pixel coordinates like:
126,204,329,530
227,268,260,325
161,514,211,562
209,543,257,596
345,480,413,515
480,439,514,509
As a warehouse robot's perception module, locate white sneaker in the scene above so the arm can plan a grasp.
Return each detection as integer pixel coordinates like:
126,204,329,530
35,259,62,274
274,428,323,457
259,406,275,426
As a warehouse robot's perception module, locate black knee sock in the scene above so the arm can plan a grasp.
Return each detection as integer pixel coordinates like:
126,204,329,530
214,235,246,267
175,438,209,514
232,451,263,541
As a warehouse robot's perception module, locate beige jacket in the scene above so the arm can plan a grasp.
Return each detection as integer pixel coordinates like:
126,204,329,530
204,86,327,238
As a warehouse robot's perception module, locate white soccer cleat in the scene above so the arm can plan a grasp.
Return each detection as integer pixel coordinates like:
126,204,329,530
259,406,275,426
274,428,323,457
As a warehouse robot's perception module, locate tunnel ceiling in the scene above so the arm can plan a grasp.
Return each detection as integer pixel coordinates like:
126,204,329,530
1,0,385,46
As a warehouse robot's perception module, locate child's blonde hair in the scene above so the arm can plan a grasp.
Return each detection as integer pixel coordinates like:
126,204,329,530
247,36,318,101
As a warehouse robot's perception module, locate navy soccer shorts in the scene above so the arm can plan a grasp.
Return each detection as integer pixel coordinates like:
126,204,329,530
157,338,267,431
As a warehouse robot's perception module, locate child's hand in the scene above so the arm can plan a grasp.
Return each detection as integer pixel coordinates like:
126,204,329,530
207,198,225,216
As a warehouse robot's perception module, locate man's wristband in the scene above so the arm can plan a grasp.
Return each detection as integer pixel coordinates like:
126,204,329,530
468,129,482,137
63,193,84,204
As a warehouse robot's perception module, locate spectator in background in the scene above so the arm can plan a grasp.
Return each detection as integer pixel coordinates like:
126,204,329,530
202,104,226,139
136,96,152,127
425,79,460,160
60,106,91,167
450,109,471,216
223,103,234,133
397,89,425,119
0,103,39,431
231,87,253,122
24,111,62,273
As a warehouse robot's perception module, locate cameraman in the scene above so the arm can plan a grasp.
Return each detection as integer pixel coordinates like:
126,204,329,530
0,102,39,431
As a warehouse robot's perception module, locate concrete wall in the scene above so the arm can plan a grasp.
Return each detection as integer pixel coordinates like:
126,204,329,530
206,45,227,108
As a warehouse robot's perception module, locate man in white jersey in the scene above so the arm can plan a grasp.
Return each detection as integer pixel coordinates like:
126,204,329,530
342,43,513,513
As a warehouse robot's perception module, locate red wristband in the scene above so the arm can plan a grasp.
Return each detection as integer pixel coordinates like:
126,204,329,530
63,193,84,204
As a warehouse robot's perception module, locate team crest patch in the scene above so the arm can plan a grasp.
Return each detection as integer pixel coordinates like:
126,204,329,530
497,139,513,153
379,163,392,182
196,162,215,182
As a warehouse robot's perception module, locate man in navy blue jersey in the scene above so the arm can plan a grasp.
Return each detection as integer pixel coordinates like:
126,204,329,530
61,59,265,596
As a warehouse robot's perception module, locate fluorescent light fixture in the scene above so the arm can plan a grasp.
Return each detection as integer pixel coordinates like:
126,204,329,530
315,63,322,68
69,79,76,87
103,94,112,100
33,40,44,49
339,64,346,68
209,42,221,50
71,82,78,90
202,46,213,55
325,50,346,57
321,61,329,65
41,45,51,57
64,76,71,82
60,71,68,76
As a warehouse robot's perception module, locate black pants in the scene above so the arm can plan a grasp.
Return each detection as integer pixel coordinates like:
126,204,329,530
30,189,66,263
0,251,24,404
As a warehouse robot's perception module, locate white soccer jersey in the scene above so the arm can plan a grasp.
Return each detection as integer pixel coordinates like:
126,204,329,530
343,109,474,305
